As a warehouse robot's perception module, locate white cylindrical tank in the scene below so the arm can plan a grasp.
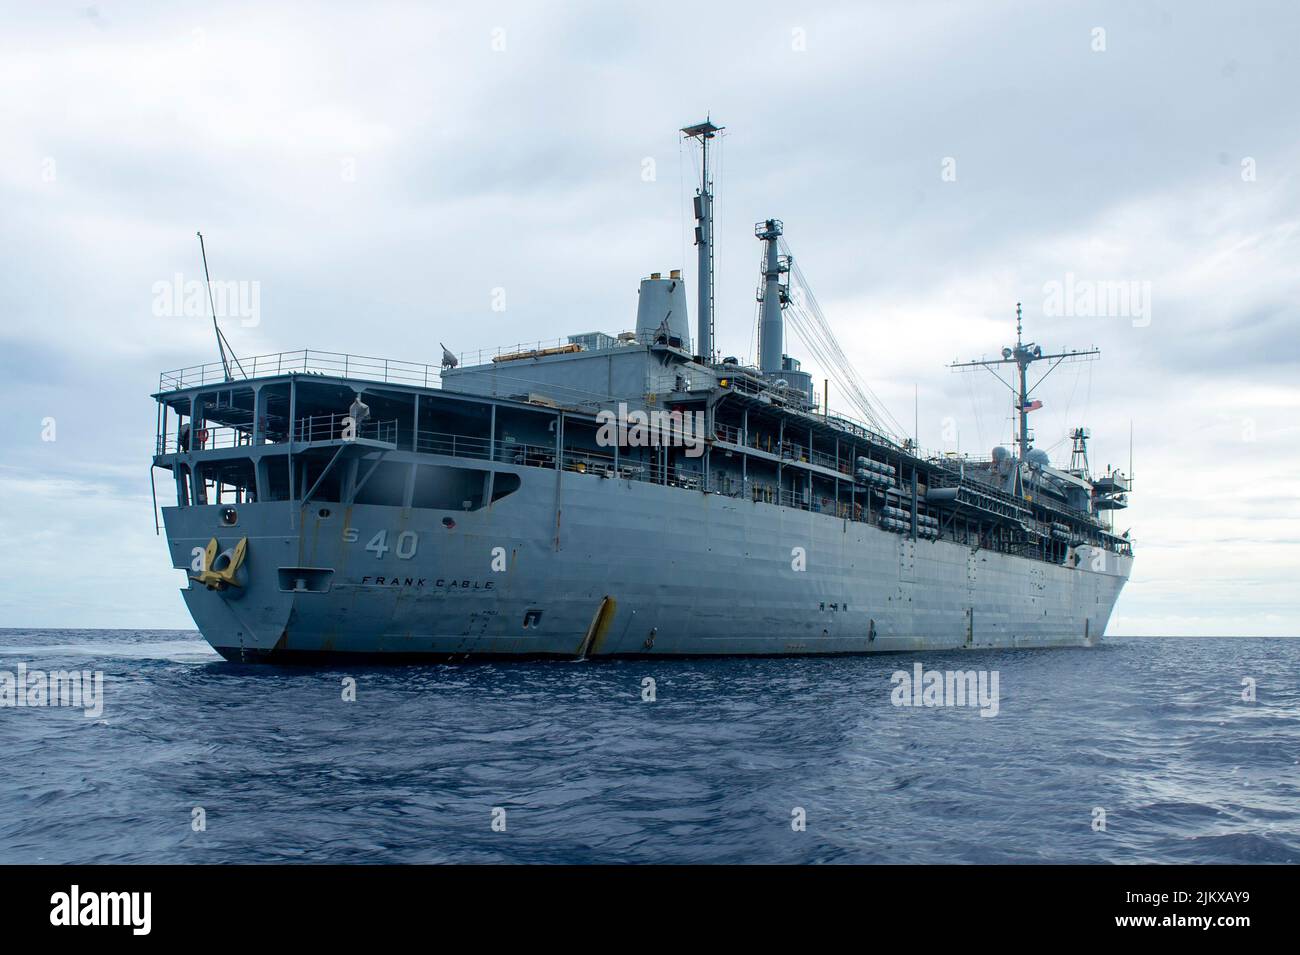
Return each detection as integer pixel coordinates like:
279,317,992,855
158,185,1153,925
636,274,691,350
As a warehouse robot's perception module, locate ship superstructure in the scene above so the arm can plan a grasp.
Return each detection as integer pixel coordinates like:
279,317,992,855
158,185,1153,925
152,120,1131,662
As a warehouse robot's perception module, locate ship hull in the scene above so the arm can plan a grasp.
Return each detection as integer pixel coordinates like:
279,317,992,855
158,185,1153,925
162,455,1130,663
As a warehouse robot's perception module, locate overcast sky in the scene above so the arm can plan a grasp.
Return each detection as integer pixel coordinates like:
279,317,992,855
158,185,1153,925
1,1,1297,635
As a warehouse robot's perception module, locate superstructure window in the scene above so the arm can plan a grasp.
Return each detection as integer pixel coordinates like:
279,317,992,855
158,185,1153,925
413,465,481,510
354,462,412,507
412,465,515,510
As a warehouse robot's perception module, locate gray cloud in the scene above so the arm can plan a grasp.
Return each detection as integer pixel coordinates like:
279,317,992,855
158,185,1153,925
0,0,1297,633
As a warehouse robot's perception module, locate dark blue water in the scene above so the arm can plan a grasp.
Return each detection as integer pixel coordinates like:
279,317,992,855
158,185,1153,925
1,630,1296,863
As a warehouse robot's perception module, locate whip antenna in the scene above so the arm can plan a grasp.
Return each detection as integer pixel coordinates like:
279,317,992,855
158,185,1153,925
197,231,246,381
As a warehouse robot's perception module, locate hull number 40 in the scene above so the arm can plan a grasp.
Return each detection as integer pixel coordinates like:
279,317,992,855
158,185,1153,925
342,528,419,560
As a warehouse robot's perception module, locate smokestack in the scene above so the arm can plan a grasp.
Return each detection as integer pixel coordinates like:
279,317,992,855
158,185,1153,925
635,273,690,348
756,218,786,374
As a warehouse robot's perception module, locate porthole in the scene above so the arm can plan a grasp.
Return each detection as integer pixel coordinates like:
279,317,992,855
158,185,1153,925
219,506,238,526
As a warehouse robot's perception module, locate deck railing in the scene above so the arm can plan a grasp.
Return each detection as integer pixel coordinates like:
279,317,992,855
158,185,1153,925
156,417,1123,553
160,350,445,392
293,415,398,445
157,423,257,455
713,421,742,444
712,422,855,475
415,430,494,461
453,337,585,370
450,330,680,369
409,430,716,489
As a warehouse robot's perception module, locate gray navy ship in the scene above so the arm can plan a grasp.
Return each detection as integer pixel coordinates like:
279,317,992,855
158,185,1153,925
152,119,1132,662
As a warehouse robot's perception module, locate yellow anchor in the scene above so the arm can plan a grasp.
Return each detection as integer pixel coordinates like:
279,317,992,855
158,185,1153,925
190,536,248,590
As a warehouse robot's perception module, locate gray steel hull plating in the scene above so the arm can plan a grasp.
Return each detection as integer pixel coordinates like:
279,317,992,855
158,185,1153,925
163,457,1130,662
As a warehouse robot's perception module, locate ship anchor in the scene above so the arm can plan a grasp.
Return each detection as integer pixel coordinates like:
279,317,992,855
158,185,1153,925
190,536,248,591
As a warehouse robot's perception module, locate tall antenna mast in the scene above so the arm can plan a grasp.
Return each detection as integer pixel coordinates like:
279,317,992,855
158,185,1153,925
682,117,722,362
950,302,1099,490
1128,419,1134,487
197,231,245,382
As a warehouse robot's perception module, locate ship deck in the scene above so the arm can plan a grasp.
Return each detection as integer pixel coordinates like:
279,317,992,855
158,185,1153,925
152,346,1133,562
